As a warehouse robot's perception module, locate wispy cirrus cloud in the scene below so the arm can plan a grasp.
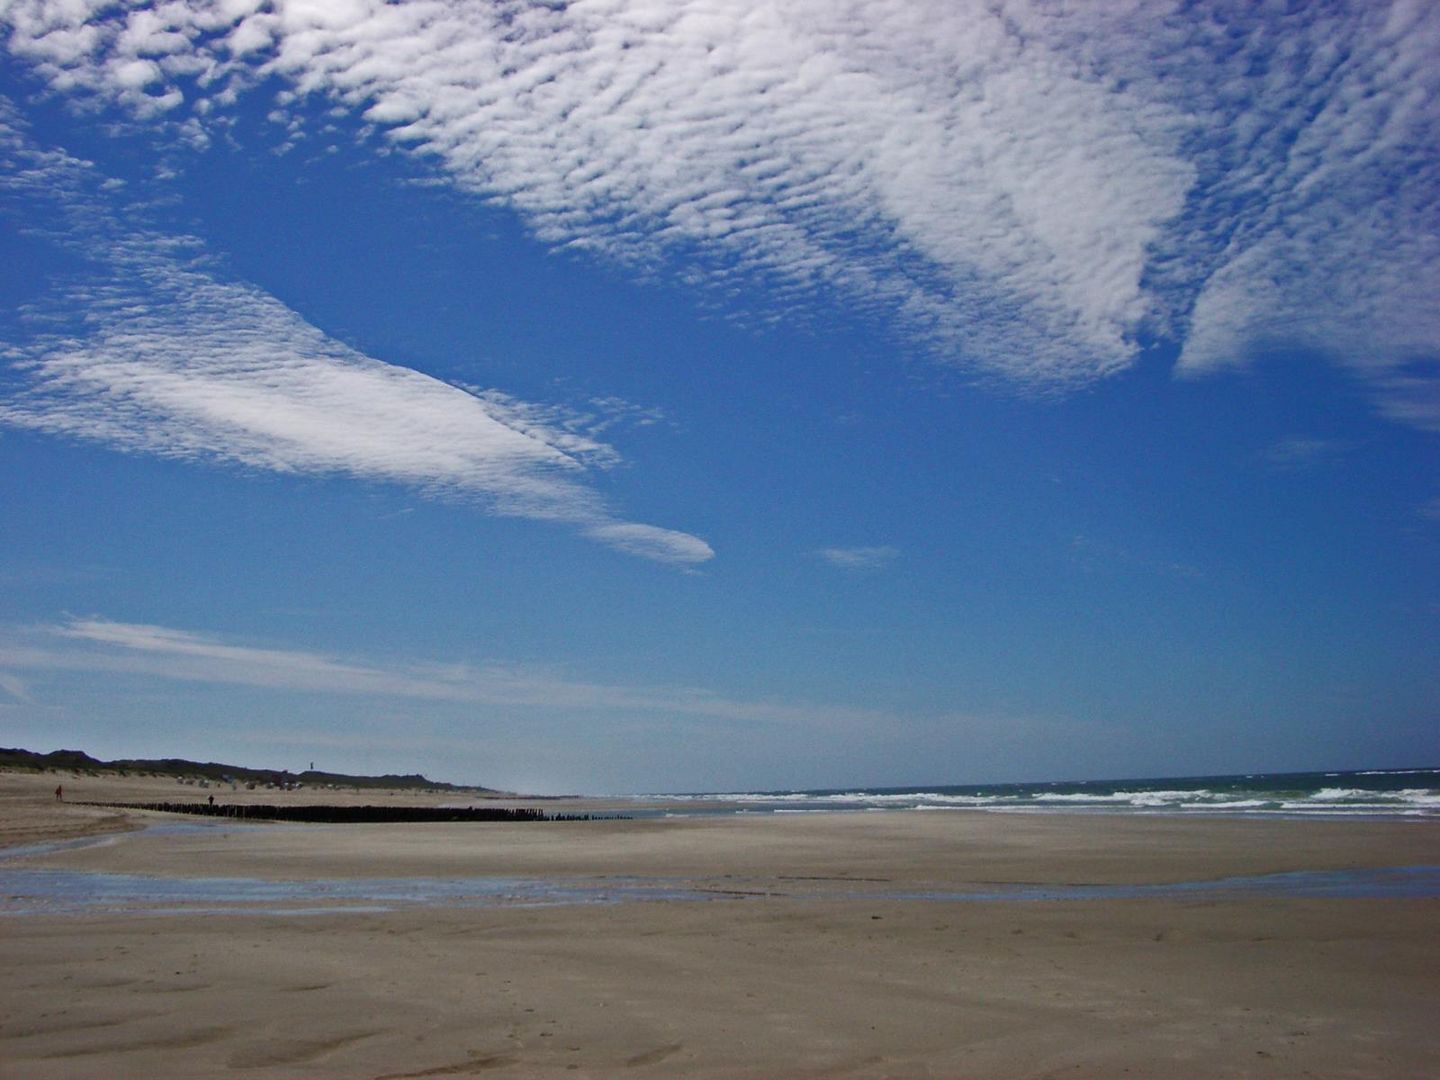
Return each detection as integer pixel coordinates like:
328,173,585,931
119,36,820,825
1262,437,1347,473
0,670,33,703
816,546,899,571
0,110,712,565
1,617,877,728
2,0,1434,417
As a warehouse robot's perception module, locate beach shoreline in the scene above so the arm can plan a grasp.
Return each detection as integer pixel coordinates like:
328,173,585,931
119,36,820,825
3,768,1438,1078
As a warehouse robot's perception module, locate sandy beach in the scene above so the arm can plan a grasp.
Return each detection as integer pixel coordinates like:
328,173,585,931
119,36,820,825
2,770,1438,1078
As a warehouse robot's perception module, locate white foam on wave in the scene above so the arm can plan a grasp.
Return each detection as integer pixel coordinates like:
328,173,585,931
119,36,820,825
1028,789,1229,806
1307,787,1440,806
1310,787,1371,801
1278,803,1431,816
644,779,1440,818
1396,789,1440,806
770,808,838,814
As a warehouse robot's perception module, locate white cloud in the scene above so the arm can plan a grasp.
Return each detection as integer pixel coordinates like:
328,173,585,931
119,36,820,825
583,522,716,565
0,111,712,565
0,670,33,703
1262,437,1346,472
816,546,899,571
3,0,1434,419
1,618,879,728
0,1,1435,430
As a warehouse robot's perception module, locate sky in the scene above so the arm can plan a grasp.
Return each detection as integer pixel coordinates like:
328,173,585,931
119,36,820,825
0,0,1436,794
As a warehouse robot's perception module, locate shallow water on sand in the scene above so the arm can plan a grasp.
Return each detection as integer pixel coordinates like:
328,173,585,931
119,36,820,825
3,857,1437,916
5,819,1436,916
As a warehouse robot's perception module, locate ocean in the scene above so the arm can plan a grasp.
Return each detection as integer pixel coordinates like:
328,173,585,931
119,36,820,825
644,766,1440,818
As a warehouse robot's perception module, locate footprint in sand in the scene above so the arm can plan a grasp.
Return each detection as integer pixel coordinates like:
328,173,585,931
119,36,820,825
625,1042,683,1067
374,1053,519,1078
226,1030,379,1068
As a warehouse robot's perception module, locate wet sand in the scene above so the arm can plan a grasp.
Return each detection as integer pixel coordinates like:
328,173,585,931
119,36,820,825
2,770,1438,1077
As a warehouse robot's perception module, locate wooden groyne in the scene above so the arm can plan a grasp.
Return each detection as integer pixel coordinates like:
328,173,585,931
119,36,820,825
76,801,612,823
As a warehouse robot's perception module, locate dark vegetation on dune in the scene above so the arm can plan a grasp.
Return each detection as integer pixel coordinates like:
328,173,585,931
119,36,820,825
0,747,490,793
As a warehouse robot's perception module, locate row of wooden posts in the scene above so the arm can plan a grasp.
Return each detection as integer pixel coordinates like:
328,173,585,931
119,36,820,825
77,801,609,823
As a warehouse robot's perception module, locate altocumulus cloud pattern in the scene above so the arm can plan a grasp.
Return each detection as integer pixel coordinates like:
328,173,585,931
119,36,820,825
5,0,1435,387
1,0,1437,554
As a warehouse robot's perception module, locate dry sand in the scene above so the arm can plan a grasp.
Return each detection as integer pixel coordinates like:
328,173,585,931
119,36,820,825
2,769,1437,1078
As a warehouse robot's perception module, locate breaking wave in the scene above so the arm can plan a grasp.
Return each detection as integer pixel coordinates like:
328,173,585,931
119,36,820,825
646,768,1440,818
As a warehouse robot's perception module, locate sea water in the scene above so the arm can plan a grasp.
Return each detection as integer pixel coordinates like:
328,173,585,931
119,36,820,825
641,766,1440,817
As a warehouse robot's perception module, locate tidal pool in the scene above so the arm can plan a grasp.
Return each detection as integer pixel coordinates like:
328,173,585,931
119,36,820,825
4,820,1436,916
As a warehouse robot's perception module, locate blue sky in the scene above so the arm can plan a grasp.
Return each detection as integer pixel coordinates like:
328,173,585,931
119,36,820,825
1,0,1436,793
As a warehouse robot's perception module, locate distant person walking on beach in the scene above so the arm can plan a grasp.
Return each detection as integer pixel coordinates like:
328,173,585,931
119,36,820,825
54,784,62,801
